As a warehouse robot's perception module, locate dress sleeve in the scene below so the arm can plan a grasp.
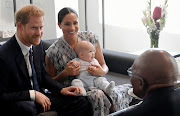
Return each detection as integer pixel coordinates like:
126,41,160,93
46,43,56,66
45,42,62,70
92,58,101,66
78,31,99,49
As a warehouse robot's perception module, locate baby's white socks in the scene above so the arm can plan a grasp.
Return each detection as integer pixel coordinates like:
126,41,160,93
105,81,115,96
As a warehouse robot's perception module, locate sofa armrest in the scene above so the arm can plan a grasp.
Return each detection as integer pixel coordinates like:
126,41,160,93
102,49,137,75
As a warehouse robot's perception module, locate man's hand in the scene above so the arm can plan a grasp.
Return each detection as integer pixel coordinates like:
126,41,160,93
35,91,51,112
60,86,82,96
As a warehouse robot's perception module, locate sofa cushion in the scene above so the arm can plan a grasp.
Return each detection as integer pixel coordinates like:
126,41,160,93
42,39,58,50
106,71,130,85
102,49,137,75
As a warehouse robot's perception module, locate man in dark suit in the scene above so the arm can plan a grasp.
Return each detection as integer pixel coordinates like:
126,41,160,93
109,50,180,116
0,4,92,116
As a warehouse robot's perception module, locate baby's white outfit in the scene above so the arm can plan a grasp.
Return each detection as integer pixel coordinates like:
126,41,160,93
71,58,115,96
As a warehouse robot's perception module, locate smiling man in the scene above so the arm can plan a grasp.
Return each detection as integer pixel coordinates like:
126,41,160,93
0,4,92,116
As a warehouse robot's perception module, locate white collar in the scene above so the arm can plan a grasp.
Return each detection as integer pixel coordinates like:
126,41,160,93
15,34,32,56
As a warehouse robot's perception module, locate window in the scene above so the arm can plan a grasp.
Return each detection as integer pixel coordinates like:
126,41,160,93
84,0,180,53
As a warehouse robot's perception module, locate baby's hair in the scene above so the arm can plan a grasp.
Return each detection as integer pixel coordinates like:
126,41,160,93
75,41,93,55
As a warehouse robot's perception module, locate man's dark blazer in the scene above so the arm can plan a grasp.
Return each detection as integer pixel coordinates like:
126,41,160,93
0,35,63,104
111,86,180,116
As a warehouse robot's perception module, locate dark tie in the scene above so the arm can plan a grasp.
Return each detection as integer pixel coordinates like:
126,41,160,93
29,48,40,91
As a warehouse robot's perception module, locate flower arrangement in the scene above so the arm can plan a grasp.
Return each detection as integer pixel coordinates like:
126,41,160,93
142,0,168,48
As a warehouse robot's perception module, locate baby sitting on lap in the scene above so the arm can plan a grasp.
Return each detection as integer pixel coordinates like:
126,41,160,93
71,41,115,97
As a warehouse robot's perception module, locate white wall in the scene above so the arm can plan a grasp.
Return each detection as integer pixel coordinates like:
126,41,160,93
0,0,15,28
33,0,57,40
78,0,86,31
33,0,79,40
16,0,30,10
78,0,104,48
0,0,16,38
0,0,79,40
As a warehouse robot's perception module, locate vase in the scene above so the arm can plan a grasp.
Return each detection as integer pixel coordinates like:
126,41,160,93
150,31,159,48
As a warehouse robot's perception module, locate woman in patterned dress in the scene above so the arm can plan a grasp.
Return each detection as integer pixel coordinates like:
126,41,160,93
45,7,132,116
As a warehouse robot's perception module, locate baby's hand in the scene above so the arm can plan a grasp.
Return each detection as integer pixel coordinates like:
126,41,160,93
71,61,80,68
88,65,96,70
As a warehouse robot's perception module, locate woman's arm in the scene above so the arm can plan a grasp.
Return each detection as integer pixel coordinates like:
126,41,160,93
45,55,80,81
45,55,67,81
87,42,109,76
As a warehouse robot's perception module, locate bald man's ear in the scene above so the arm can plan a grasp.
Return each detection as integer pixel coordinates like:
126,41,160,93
138,78,145,91
134,78,146,99
139,78,149,98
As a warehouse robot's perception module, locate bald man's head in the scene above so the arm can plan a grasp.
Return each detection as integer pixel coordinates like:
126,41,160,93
131,50,178,98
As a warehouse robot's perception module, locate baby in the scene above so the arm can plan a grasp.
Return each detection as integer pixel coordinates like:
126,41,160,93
71,41,115,97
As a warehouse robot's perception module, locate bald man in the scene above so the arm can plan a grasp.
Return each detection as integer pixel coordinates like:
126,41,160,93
110,50,180,116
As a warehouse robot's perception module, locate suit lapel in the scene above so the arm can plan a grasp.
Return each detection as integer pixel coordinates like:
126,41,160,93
15,53,30,80
11,37,30,81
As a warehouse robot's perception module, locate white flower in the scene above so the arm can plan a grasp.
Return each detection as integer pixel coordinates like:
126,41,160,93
142,0,168,33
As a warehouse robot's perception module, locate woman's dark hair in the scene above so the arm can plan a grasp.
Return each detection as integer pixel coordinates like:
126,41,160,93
58,7,78,24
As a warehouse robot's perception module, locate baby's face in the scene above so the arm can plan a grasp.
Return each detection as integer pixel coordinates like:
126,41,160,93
80,44,95,62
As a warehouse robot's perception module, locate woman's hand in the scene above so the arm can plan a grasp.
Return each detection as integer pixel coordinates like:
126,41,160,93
71,61,81,67
64,61,80,76
87,64,106,76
